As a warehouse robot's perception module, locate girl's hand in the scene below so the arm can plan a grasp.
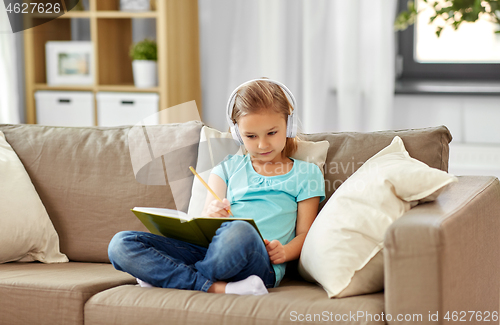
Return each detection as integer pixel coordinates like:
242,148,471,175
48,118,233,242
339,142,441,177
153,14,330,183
203,198,231,218
264,239,286,265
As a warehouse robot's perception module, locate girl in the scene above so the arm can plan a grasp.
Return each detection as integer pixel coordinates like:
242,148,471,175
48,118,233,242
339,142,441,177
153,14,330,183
108,79,325,295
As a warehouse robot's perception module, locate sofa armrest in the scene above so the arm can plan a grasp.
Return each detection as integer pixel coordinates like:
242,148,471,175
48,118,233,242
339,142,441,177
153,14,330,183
384,176,500,324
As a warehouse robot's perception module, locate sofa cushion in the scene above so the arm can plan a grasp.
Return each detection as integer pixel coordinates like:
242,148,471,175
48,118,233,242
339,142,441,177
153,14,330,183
0,121,202,263
300,125,452,210
0,262,135,325
298,136,457,298
84,282,385,325
0,131,68,264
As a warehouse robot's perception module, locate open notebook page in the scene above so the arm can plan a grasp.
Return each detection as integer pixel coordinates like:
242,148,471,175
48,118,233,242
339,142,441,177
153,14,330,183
132,207,193,221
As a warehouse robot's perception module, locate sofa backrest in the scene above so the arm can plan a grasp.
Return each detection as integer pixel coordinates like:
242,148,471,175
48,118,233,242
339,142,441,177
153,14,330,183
0,122,202,263
0,123,451,263
301,126,452,210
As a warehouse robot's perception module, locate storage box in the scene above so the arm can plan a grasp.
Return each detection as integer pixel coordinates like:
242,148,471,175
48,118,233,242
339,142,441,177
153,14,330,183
96,92,159,126
120,0,151,11
35,91,94,126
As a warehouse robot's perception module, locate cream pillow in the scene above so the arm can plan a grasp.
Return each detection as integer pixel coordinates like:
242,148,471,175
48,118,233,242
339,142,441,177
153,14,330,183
187,126,329,216
0,131,68,264
298,136,457,298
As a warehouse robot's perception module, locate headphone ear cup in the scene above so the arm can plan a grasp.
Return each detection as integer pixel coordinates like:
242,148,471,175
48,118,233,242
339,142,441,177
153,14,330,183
287,114,298,138
231,123,244,145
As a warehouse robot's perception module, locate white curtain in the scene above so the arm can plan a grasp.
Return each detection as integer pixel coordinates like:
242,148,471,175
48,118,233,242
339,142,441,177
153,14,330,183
198,0,397,133
0,4,21,124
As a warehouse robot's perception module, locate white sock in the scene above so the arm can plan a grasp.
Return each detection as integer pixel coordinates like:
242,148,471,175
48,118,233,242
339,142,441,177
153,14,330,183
136,278,154,288
225,275,269,295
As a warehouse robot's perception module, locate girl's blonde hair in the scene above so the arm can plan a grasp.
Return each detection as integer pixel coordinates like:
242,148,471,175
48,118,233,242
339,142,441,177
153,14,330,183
231,79,299,158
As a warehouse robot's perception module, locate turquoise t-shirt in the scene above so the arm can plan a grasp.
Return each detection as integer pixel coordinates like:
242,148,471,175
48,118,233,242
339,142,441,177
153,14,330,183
211,154,325,286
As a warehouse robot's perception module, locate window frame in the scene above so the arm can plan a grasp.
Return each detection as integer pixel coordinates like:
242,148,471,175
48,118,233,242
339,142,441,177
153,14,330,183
397,0,500,81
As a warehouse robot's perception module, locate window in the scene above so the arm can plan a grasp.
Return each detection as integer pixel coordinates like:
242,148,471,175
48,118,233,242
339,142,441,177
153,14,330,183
397,0,500,80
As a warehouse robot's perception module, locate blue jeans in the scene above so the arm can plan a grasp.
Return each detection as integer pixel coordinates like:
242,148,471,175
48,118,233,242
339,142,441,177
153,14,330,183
108,220,276,292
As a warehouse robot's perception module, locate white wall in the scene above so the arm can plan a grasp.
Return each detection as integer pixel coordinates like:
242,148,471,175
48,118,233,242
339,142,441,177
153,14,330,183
393,94,500,178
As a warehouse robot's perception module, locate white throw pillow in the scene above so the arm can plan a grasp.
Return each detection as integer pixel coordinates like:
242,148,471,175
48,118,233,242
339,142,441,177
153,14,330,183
298,136,457,298
0,131,68,264
187,126,329,216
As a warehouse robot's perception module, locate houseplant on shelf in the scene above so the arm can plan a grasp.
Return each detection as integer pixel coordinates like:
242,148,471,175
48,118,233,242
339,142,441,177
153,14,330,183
395,0,500,36
129,38,158,88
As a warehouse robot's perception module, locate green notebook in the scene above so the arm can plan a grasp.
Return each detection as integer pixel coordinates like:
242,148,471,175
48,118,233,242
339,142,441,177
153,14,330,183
132,207,264,248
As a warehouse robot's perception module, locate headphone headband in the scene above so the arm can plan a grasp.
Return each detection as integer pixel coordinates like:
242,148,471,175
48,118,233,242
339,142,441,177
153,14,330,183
225,78,298,145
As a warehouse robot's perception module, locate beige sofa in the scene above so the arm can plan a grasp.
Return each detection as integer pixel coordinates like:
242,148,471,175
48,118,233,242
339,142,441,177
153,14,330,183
0,121,498,325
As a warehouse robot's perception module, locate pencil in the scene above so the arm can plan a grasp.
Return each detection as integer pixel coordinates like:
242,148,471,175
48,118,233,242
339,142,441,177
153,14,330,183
188,166,233,217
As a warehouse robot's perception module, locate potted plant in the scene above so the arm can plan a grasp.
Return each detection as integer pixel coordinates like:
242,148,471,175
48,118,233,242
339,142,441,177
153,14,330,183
395,0,500,37
129,38,158,88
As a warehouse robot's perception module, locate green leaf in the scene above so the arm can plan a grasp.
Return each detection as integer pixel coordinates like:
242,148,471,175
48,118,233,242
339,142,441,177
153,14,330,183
408,0,416,12
436,26,444,37
129,39,158,61
452,20,462,29
490,1,500,12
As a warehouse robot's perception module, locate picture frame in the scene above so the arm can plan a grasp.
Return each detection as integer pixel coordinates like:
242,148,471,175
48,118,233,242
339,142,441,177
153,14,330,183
45,41,94,86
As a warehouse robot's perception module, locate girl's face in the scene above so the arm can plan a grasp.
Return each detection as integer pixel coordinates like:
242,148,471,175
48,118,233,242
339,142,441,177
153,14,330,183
237,110,288,164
